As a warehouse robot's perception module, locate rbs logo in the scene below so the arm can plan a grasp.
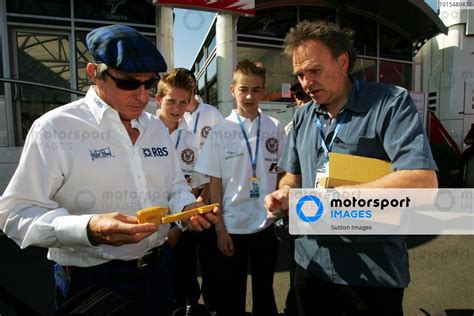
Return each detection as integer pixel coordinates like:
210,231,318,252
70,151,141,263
142,147,169,158
296,195,324,223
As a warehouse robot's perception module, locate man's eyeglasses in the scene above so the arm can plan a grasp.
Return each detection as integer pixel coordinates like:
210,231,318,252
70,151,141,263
105,71,159,91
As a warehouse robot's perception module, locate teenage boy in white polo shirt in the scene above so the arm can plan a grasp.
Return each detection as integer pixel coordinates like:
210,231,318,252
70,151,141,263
184,73,223,148
179,68,222,315
155,69,204,315
195,59,286,316
155,69,201,194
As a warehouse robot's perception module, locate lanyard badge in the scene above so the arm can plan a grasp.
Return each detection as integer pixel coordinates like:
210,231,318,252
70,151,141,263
314,111,347,188
249,176,260,198
175,129,182,150
237,114,261,198
193,112,201,134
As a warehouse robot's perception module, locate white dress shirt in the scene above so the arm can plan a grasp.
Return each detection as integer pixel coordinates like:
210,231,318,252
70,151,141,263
0,87,195,267
195,110,287,234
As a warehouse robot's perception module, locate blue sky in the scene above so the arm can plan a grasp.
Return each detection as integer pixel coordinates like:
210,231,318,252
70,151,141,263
425,0,438,10
173,8,216,68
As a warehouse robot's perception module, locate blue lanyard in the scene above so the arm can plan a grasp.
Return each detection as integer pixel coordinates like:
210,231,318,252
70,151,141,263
315,111,347,162
193,112,200,134
314,79,356,162
175,129,182,150
237,114,261,177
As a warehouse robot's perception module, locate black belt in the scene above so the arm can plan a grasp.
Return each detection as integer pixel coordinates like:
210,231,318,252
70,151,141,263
102,245,163,270
135,246,161,269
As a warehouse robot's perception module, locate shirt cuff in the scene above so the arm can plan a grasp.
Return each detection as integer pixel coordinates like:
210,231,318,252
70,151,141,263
169,192,196,216
191,171,210,188
169,192,196,232
193,166,221,178
53,214,94,247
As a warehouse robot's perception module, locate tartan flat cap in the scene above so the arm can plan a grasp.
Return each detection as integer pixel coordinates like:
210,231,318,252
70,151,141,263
86,24,167,73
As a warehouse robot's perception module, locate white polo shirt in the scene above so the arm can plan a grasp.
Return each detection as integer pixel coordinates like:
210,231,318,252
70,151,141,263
184,98,223,148
157,115,201,187
0,86,196,267
195,110,287,234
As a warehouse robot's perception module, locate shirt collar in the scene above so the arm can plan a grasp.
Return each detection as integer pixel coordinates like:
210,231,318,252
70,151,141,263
229,109,262,123
156,110,189,132
194,94,204,105
229,109,239,121
312,75,365,115
169,119,189,138
192,102,202,115
86,86,149,127
85,86,111,124
344,76,366,113
177,118,189,131
230,109,261,122
132,113,149,130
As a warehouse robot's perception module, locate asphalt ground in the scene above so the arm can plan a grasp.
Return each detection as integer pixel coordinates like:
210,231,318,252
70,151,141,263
269,236,474,316
1,234,473,316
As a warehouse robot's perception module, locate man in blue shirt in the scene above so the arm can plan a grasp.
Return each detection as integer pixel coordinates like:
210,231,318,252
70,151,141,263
265,21,438,316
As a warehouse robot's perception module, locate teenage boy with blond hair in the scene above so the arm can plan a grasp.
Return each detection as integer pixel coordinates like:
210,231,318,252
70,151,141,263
156,69,201,189
155,69,203,316
195,59,286,316
178,68,222,315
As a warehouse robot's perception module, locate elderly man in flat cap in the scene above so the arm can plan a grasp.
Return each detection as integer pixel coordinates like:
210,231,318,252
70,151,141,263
0,24,217,315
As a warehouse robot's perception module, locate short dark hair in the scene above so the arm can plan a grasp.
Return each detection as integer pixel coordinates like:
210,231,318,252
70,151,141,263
283,20,357,73
233,59,266,85
290,82,308,100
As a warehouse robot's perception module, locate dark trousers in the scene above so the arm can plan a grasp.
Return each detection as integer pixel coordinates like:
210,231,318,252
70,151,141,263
294,264,404,316
172,230,200,311
215,225,279,316
284,239,298,316
197,225,219,311
172,226,219,313
55,244,174,316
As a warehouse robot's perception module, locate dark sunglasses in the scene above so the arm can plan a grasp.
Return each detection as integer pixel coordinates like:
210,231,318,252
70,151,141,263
294,91,309,100
105,71,159,91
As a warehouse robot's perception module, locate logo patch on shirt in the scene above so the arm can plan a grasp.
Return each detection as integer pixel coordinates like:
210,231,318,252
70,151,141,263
201,126,212,138
89,147,114,161
181,148,195,165
184,174,192,184
93,97,103,109
269,162,280,173
142,147,169,158
225,150,244,160
265,137,279,154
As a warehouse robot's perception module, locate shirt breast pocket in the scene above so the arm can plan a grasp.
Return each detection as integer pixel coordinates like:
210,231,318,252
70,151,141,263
333,135,379,157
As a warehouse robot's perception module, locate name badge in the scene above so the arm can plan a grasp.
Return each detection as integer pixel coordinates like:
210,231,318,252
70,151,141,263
314,166,328,189
250,176,260,198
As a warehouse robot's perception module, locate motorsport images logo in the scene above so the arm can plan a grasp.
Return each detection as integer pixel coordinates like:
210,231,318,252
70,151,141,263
296,195,324,222
289,188,474,235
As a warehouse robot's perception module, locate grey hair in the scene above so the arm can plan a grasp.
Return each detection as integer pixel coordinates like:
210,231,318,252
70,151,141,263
94,63,109,80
